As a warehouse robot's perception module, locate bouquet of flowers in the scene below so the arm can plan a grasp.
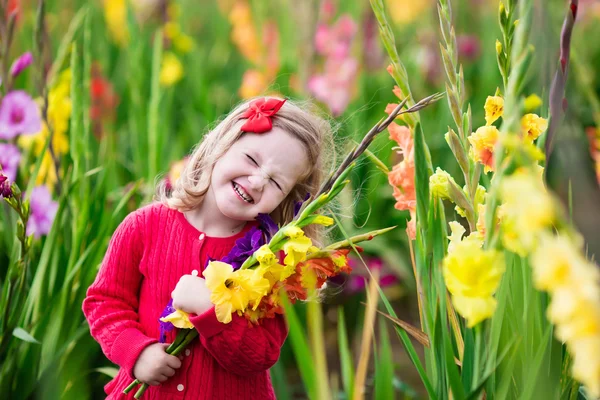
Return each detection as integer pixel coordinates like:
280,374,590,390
123,93,441,398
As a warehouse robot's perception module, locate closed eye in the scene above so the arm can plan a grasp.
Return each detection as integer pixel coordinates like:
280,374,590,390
245,154,284,192
246,154,258,166
271,178,282,191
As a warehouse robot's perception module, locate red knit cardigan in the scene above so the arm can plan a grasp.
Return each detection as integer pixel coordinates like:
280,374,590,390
83,202,288,399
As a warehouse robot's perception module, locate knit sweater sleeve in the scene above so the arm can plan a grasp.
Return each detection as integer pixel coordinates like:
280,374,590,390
82,210,157,379
189,308,288,376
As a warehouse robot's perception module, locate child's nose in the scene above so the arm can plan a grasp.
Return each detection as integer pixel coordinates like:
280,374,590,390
247,174,268,191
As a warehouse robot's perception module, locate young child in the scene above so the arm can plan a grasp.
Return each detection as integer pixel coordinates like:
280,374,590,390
83,97,333,399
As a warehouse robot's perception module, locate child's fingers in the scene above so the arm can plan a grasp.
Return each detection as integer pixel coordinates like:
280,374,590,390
147,380,161,386
166,355,182,369
162,366,177,378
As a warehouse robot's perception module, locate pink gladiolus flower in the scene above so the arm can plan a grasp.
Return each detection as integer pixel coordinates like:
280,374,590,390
387,120,417,240
344,257,399,293
457,35,481,62
10,52,33,77
309,12,358,116
0,143,21,181
0,90,42,139
0,173,13,198
308,58,358,116
27,186,58,238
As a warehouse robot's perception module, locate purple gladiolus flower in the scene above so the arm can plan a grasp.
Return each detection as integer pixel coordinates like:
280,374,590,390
0,143,21,181
27,186,58,238
0,90,42,139
0,174,13,198
159,299,177,343
256,213,278,239
10,52,33,78
222,227,265,270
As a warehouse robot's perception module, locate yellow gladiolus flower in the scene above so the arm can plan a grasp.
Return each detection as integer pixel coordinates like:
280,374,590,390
484,95,504,125
256,246,291,283
256,245,276,266
160,309,194,329
313,215,334,226
452,296,498,328
571,337,600,397
530,232,600,396
173,33,195,53
36,152,59,188
521,113,548,144
447,221,466,254
500,171,554,255
160,52,184,87
469,125,499,173
283,235,312,267
443,239,505,327
203,261,270,323
524,94,543,112
385,0,431,24
280,225,313,267
531,234,589,292
281,226,303,239
103,0,129,47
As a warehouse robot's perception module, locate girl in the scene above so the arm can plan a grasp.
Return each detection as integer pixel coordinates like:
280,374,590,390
83,97,334,399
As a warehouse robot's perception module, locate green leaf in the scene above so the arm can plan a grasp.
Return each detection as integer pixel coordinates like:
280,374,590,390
414,122,433,235
331,214,437,399
374,318,394,400
95,367,119,379
13,328,40,344
147,29,164,185
281,296,317,399
337,307,354,399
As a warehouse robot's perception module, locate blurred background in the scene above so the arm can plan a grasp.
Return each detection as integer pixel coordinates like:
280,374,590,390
1,0,600,398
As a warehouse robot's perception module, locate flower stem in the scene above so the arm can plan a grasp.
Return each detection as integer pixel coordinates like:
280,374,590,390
125,329,199,398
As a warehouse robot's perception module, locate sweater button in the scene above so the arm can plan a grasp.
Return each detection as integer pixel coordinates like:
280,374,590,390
177,384,184,392
198,233,205,241
185,349,191,356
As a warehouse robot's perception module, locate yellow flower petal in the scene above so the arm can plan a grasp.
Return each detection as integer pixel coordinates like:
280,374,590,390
215,302,234,324
160,52,184,87
313,215,334,226
160,309,194,329
484,95,504,125
452,295,497,328
521,113,548,144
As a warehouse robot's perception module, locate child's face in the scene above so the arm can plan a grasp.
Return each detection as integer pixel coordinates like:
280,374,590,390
207,127,309,222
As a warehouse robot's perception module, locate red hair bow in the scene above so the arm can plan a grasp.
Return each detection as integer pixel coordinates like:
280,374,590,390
240,98,287,133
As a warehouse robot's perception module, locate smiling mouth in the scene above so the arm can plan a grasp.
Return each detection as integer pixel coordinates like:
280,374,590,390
232,182,254,203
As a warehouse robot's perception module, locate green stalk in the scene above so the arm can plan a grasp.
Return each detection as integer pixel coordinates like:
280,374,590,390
437,0,478,230
124,329,199,398
485,0,534,247
307,289,331,400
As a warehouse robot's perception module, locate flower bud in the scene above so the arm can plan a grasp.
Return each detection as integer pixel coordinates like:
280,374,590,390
429,168,454,200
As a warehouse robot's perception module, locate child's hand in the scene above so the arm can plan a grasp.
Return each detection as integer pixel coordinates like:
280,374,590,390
171,274,213,315
133,343,182,386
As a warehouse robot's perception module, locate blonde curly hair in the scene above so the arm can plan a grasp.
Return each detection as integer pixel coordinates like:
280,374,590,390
156,97,336,245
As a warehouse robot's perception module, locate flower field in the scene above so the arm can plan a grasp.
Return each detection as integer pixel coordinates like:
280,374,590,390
1,0,600,399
